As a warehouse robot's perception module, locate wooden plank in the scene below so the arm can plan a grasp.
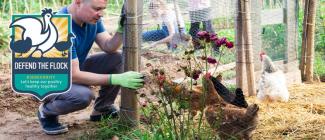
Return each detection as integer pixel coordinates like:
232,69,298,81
261,8,284,25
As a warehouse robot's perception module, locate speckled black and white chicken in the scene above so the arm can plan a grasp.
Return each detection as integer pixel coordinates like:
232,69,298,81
257,52,289,102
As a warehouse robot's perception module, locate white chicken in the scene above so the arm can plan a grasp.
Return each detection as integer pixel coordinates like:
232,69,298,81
257,52,289,102
9,8,58,55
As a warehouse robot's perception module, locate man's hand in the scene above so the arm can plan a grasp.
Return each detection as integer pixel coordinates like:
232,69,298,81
117,4,126,34
110,71,144,89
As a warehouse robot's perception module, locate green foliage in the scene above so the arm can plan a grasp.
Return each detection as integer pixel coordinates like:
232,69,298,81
314,52,325,77
221,70,236,80
216,48,235,64
0,26,9,50
262,0,283,9
217,29,235,42
261,24,286,61
315,1,325,53
0,0,123,20
212,17,235,30
297,5,304,59
226,83,237,93
79,117,144,140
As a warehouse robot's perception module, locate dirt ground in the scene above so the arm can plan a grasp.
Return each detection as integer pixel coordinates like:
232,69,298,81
0,49,184,140
0,49,324,139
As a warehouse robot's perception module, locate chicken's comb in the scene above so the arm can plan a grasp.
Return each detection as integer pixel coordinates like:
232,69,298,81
41,8,53,17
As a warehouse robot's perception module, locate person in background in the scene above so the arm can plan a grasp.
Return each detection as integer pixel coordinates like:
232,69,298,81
142,0,185,50
188,0,215,49
37,0,144,135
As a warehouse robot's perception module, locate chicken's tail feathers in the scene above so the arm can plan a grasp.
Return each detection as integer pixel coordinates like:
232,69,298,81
231,88,248,108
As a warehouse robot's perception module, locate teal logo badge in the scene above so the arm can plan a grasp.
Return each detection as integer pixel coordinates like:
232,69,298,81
9,8,74,101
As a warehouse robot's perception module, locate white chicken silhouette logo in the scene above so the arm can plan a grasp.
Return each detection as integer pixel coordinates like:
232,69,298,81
10,8,73,101
9,8,74,58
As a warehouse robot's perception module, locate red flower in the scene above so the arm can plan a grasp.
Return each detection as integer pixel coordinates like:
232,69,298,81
219,37,227,44
204,72,212,79
192,70,202,80
210,33,218,41
157,75,166,87
225,41,234,49
214,37,227,47
197,31,209,40
207,57,217,64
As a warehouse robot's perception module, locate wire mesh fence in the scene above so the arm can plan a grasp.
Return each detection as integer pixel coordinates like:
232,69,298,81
140,0,299,64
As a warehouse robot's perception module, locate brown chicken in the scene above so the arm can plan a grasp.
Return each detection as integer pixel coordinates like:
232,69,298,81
160,75,259,139
203,77,259,140
205,104,259,140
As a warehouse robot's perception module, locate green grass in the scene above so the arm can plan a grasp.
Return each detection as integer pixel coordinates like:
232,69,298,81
226,83,237,93
78,117,143,140
0,26,9,50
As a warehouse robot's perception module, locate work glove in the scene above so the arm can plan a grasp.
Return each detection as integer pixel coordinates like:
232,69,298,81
110,71,144,89
117,4,126,34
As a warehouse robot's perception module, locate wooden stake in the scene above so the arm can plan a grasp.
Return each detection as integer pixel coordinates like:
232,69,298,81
305,0,317,82
236,0,245,90
242,0,256,96
300,0,309,80
120,0,141,127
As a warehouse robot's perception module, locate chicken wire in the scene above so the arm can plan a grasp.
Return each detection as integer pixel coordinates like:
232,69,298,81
140,0,298,64
260,0,288,61
141,0,237,45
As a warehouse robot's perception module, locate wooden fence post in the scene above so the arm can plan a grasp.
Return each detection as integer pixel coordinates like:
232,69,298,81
305,0,317,82
300,0,309,80
120,0,141,127
236,0,245,91
242,0,256,96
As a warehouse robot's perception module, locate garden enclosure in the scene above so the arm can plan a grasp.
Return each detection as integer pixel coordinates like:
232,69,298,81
139,0,302,93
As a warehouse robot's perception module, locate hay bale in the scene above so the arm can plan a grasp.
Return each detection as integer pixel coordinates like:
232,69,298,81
248,83,325,139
